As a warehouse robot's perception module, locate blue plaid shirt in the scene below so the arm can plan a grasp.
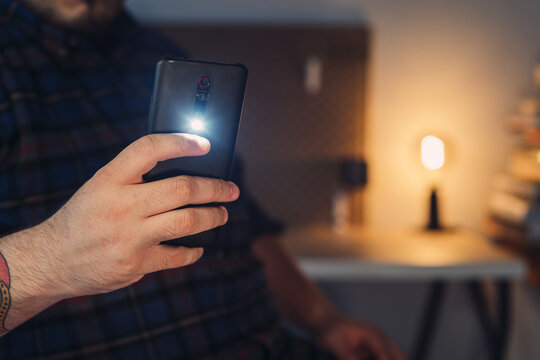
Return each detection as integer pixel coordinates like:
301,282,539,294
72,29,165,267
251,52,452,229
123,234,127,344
0,1,317,359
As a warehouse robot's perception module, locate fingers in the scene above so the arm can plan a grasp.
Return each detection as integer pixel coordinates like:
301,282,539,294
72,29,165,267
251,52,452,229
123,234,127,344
142,206,228,245
388,342,407,360
366,333,406,360
133,176,239,216
364,336,391,360
140,245,204,274
99,133,211,184
351,327,391,360
331,321,404,360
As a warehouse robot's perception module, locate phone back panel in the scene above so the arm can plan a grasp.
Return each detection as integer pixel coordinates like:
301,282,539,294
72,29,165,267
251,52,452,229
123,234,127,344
144,58,247,248
145,58,247,181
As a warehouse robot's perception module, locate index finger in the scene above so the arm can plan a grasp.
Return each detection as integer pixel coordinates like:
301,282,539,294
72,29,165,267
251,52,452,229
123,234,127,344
133,175,239,217
100,133,210,184
362,334,391,360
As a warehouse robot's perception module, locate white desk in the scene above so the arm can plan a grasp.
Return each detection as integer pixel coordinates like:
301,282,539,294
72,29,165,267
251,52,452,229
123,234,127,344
283,225,526,281
283,225,527,360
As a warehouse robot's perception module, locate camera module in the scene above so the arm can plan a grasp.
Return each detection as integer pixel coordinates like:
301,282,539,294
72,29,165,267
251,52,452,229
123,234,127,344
199,77,210,87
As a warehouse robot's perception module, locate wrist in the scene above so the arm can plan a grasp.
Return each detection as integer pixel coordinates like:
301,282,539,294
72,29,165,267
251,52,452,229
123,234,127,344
2,223,71,306
31,221,75,301
0,223,72,333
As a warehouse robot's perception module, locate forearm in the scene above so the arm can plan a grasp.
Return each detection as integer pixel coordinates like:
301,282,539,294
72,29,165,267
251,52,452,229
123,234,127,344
0,224,66,336
0,134,234,337
252,235,342,335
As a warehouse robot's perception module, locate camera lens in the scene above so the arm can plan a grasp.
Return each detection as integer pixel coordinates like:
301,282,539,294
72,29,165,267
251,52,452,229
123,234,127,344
199,77,210,87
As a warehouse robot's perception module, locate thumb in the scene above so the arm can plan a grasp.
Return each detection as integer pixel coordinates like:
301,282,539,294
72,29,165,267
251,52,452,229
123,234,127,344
100,133,210,184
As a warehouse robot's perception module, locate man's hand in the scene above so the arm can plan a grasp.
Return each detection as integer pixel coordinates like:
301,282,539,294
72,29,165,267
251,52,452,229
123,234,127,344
42,133,239,297
2,134,239,313
318,317,406,360
253,236,406,360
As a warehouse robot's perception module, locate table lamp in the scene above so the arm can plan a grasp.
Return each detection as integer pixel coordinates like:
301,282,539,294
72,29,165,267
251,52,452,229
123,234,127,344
421,135,445,231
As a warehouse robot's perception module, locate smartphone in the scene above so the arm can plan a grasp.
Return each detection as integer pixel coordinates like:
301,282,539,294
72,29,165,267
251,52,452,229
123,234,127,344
143,58,248,247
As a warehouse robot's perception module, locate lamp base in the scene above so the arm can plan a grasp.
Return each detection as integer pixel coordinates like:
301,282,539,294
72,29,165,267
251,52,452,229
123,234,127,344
426,188,443,231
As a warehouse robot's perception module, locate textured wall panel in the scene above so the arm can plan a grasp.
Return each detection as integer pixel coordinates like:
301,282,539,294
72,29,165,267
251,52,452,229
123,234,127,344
155,25,369,225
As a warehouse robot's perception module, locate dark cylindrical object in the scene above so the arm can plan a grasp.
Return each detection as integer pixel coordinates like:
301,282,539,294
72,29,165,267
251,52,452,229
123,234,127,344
426,188,443,231
340,158,367,188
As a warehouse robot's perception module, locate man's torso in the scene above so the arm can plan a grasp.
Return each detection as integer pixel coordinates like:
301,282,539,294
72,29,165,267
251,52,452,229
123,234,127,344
0,2,280,359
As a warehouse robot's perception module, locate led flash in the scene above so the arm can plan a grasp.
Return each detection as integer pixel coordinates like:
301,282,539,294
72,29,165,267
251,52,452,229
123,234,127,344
190,117,205,131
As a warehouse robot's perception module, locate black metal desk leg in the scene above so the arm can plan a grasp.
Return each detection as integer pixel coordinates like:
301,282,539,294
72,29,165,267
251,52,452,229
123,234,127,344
495,281,511,360
467,280,511,360
412,281,447,360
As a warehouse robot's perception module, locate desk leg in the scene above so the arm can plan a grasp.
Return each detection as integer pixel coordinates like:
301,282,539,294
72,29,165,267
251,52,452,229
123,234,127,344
496,281,510,360
412,281,447,360
467,281,511,360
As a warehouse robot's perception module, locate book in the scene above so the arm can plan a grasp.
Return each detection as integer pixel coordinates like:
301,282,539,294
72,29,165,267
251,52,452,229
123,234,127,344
518,97,540,116
508,148,540,182
484,215,528,245
508,97,540,132
487,191,540,244
522,128,540,146
508,113,540,133
485,215,540,285
492,173,540,200
488,191,531,224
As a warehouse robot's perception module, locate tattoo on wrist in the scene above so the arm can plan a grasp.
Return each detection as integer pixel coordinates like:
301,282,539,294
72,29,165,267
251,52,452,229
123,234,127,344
0,252,11,334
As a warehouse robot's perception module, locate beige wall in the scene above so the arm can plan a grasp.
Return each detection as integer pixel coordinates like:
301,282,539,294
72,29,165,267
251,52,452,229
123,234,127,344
126,1,540,358
128,0,540,231
358,1,540,231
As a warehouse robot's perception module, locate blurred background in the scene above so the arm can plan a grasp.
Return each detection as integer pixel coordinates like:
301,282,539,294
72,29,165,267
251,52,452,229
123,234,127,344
126,0,540,359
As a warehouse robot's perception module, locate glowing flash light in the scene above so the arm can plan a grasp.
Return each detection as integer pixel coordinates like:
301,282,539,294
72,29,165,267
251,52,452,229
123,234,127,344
189,117,205,131
421,135,445,170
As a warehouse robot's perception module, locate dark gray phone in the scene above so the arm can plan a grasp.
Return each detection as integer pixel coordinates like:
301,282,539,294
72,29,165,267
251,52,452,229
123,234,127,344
143,58,248,247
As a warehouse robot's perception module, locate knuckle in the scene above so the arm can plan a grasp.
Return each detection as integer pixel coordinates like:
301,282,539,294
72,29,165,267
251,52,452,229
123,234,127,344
104,204,128,222
174,134,190,151
214,180,227,199
136,135,159,158
159,255,170,269
110,247,139,275
174,176,196,199
93,166,114,186
175,209,198,234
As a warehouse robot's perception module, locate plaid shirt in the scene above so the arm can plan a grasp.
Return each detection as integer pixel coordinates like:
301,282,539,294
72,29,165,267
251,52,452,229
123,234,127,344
0,1,329,359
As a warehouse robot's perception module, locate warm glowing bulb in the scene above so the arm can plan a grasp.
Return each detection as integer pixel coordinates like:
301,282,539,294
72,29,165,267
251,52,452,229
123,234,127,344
190,117,205,131
421,135,445,170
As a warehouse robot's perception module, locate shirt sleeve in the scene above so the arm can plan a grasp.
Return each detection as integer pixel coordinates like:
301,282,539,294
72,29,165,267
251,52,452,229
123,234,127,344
230,157,284,241
246,195,284,240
